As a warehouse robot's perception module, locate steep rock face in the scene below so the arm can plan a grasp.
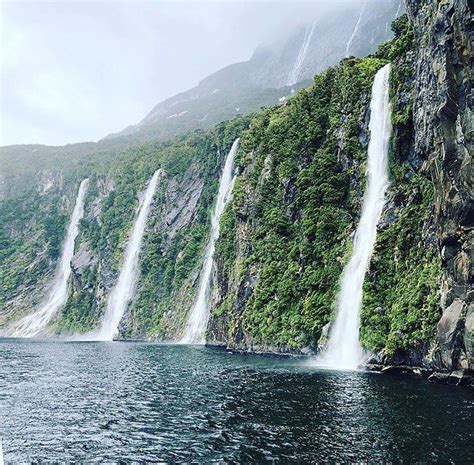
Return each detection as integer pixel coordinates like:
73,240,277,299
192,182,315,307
122,161,209,339
55,175,115,333
205,5,471,373
81,125,245,340
405,0,473,370
162,165,205,245
0,0,470,378
56,157,214,336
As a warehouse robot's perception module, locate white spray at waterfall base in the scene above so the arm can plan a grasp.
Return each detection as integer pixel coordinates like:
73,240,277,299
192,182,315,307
181,139,240,344
97,169,162,341
316,64,392,370
9,178,90,337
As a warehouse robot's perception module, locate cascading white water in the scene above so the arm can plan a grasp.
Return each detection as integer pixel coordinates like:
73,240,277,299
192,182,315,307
98,169,162,341
316,64,392,370
10,178,90,337
287,22,316,86
345,0,367,57
181,139,240,344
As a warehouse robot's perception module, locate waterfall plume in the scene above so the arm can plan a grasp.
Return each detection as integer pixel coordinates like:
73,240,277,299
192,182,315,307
316,64,392,370
345,0,367,57
97,169,162,341
287,22,316,86
181,139,240,344
9,178,89,337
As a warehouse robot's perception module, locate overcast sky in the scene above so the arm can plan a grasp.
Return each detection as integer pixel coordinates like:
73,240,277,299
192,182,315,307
0,0,364,147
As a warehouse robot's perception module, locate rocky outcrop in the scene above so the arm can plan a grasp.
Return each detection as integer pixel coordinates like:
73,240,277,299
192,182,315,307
71,243,94,278
405,0,473,370
122,159,221,340
163,164,205,247
37,170,62,195
204,2,472,376
89,176,115,226
434,299,469,369
55,175,115,332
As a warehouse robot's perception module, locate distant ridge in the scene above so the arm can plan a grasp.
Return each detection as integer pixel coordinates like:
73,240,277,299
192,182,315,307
105,0,402,143
0,0,402,198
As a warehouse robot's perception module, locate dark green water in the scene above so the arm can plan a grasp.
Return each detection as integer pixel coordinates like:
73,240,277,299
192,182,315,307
0,339,472,463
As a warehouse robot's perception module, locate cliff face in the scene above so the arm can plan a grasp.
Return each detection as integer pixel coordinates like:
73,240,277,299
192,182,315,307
204,2,472,373
206,58,390,354
0,175,78,332
405,0,473,370
54,125,245,338
0,1,471,376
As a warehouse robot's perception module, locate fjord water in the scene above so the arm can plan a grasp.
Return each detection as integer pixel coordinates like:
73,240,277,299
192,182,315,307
98,170,162,340
0,340,472,463
182,139,239,344
317,64,391,370
9,179,89,338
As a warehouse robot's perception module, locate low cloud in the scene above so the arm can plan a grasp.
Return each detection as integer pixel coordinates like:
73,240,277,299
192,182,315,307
0,0,368,146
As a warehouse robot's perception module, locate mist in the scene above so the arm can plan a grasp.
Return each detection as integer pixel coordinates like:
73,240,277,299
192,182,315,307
0,0,366,147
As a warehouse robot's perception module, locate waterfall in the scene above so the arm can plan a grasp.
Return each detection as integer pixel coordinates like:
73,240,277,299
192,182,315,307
10,178,89,337
98,169,162,341
395,1,403,19
287,22,316,86
317,64,392,370
181,139,240,344
345,0,366,57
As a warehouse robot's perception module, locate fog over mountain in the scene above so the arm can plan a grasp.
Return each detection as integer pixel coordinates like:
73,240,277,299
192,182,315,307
1,0,398,146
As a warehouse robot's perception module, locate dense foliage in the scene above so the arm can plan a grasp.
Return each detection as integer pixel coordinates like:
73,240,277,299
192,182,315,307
212,56,389,348
361,18,441,356
56,117,249,335
210,14,440,356
0,180,76,323
1,14,442,360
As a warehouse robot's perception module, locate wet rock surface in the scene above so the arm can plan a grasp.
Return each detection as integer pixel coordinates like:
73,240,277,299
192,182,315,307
406,0,473,370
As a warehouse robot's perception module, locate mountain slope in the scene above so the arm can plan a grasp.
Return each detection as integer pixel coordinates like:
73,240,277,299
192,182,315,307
0,0,401,201
3,0,471,378
105,0,402,143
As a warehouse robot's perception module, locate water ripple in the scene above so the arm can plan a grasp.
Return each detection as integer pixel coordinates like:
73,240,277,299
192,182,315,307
0,340,472,463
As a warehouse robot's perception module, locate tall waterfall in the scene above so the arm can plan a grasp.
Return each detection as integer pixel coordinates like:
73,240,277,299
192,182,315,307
287,22,315,86
317,64,392,370
181,139,240,344
10,178,89,337
98,169,162,341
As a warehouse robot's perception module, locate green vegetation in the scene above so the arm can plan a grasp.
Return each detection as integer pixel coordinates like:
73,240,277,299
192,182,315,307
0,181,75,319
361,21,440,355
361,178,442,354
0,14,442,360
55,116,249,335
213,56,387,348
211,13,441,356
